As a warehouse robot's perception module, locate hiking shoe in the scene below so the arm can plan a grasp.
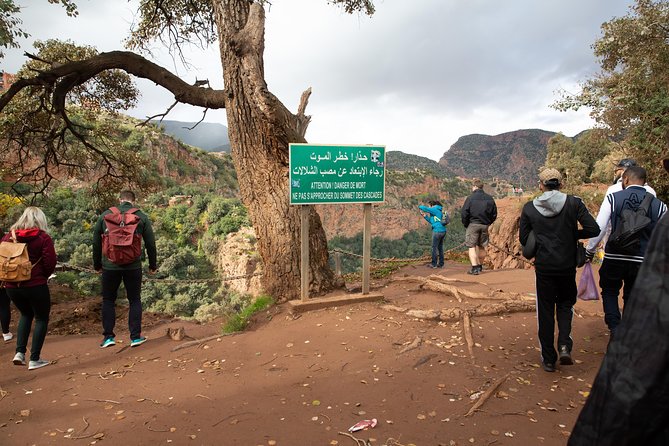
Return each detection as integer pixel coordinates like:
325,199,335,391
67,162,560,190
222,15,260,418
3,332,13,342
476,265,484,273
13,352,26,365
130,336,147,347
28,359,50,370
100,337,116,348
467,267,480,275
559,345,573,365
541,361,556,372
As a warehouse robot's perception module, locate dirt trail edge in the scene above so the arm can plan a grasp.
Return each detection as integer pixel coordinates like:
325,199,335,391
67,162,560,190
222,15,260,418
0,262,609,446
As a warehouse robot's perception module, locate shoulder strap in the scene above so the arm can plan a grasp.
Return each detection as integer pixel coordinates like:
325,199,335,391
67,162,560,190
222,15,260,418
639,193,653,213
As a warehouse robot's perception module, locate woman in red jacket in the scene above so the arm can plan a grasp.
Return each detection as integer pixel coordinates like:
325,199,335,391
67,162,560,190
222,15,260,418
2,207,57,370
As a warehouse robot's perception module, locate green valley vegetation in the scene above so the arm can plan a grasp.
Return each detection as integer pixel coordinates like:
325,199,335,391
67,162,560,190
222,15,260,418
4,185,251,323
328,215,467,275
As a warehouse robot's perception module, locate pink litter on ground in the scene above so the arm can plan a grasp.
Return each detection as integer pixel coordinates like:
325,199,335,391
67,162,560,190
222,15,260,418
348,418,378,432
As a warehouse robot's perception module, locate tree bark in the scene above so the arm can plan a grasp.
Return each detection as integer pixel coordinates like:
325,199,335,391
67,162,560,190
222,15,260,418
214,1,337,301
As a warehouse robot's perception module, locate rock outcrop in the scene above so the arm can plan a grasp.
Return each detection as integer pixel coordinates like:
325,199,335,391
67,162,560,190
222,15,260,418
216,227,264,296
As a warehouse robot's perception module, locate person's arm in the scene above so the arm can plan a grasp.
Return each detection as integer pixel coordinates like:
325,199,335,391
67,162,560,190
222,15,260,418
142,217,158,271
576,198,600,239
490,199,498,224
41,234,57,277
585,195,612,252
92,215,104,270
461,198,471,228
518,205,531,245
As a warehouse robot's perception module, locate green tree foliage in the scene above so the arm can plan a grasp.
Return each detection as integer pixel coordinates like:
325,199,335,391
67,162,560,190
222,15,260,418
0,39,142,195
0,0,28,58
554,0,669,200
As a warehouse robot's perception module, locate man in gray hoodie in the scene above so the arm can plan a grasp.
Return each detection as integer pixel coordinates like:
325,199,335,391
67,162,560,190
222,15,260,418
519,168,599,372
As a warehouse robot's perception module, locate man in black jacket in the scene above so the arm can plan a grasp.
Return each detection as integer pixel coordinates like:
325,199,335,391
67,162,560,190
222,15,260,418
519,168,599,372
460,179,497,275
568,159,669,445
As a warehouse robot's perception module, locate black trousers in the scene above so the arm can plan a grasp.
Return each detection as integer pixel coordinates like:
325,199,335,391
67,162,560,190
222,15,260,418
0,287,10,334
101,268,143,340
535,271,577,364
599,259,640,334
8,284,51,361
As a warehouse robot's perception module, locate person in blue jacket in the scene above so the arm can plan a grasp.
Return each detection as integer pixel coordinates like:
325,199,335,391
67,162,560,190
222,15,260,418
419,200,449,268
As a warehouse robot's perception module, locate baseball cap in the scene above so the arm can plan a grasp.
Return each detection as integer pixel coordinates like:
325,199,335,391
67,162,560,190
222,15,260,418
538,167,562,184
615,158,637,169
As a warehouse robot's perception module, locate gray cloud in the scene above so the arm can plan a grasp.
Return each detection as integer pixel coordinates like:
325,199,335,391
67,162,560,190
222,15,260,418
3,0,634,160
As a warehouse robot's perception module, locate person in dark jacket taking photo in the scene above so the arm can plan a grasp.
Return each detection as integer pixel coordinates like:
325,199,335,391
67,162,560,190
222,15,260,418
2,207,57,371
519,168,599,372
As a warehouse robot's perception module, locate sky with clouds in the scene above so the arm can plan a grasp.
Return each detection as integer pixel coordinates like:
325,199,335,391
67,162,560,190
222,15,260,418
3,0,635,161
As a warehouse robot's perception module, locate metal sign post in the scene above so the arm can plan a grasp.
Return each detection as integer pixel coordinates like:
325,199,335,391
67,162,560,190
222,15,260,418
300,205,309,302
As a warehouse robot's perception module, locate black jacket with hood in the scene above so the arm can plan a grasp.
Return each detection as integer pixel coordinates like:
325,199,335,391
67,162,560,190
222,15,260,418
519,191,599,274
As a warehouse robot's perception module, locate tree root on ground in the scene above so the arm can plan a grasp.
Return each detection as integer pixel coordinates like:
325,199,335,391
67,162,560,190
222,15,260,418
464,373,510,417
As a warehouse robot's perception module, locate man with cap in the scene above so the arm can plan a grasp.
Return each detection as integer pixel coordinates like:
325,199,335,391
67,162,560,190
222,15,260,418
569,158,669,445
587,159,656,255
585,165,666,339
519,168,599,372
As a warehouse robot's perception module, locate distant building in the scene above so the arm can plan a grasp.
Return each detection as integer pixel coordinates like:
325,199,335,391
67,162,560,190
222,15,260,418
0,71,15,92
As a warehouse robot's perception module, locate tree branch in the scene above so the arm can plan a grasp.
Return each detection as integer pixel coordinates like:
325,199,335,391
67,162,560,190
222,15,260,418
0,50,227,114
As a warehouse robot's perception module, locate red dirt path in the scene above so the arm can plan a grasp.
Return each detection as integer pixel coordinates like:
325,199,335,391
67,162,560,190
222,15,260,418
1,262,609,446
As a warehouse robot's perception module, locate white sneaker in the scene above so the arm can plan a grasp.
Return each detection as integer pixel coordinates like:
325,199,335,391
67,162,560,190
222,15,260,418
2,332,12,342
28,359,50,370
12,352,25,365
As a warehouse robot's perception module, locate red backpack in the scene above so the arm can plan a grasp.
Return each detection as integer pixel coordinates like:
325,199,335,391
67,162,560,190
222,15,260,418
102,207,142,265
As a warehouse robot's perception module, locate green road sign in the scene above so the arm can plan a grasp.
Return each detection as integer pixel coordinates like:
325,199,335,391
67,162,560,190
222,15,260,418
289,144,385,204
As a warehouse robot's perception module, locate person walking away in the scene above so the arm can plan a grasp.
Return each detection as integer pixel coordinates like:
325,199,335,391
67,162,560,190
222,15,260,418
0,226,12,341
2,207,57,370
419,200,449,268
568,158,669,446
461,179,497,275
519,168,599,372
585,166,666,340
0,287,11,342
93,190,157,349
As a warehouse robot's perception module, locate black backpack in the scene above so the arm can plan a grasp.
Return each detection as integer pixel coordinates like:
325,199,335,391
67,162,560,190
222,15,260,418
607,193,654,255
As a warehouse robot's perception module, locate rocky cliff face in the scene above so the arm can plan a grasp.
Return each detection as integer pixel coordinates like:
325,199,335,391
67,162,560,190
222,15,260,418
485,196,532,270
216,226,264,297
439,129,557,187
316,176,448,240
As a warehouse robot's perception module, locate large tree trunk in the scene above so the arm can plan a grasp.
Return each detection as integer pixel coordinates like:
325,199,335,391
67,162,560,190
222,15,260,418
213,1,337,301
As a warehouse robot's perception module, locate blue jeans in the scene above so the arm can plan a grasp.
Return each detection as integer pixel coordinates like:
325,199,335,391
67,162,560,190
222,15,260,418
598,259,640,334
431,231,446,267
